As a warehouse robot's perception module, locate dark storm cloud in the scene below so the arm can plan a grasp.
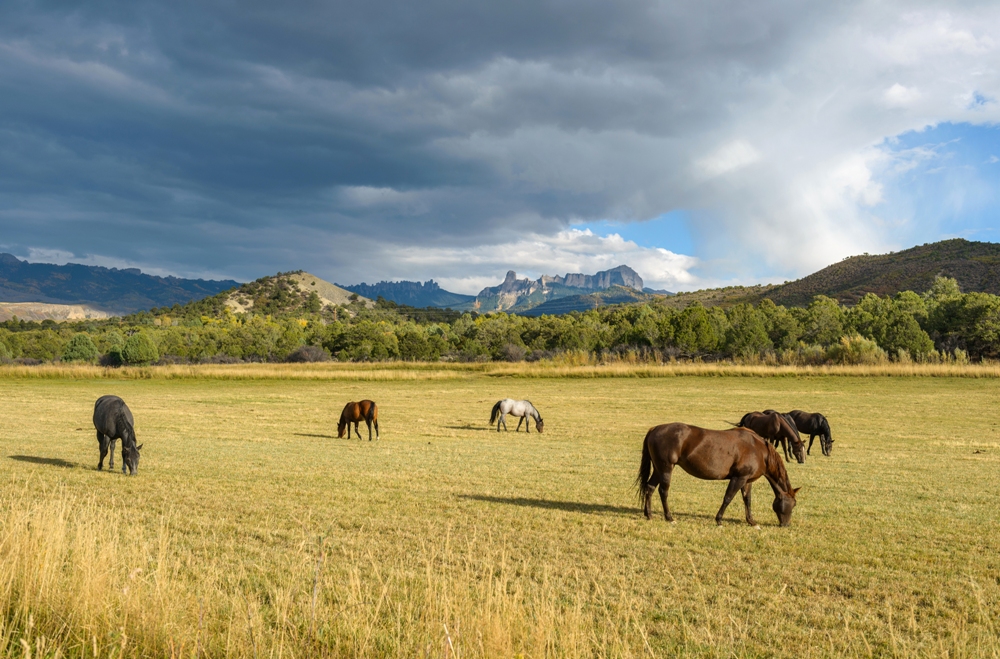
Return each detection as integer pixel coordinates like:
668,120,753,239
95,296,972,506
1,0,998,288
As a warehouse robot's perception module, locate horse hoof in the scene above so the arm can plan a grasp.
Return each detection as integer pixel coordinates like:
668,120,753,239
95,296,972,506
754,525,761,530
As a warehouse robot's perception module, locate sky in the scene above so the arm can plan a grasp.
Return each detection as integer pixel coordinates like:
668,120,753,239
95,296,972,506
1,1,999,294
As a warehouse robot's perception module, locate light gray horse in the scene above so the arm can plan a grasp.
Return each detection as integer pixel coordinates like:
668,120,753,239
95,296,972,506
489,399,544,433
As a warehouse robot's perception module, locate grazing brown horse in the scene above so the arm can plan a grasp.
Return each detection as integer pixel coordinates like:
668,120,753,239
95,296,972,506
737,411,805,463
636,423,800,526
338,400,379,440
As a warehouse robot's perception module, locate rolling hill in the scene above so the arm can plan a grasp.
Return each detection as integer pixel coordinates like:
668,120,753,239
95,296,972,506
759,238,1000,306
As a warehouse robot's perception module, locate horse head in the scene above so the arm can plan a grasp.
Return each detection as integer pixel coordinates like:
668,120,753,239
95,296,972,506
535,418,544,433
123,443,142,476
771,486,800,527
791,439,805,463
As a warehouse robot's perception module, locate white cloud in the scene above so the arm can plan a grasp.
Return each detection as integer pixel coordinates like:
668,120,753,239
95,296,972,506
883,83,921,108
695,140,761,178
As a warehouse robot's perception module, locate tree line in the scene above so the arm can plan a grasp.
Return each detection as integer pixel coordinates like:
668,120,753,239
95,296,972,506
0,276,996,365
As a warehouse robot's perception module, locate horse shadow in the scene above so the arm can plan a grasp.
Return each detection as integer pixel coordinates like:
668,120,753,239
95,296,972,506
293,433,338,440
8,455,78,469
459,494,634,517
444,424,491,432
459,495,749,524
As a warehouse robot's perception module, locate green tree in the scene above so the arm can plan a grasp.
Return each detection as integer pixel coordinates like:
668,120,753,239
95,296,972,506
801,296,845,346
724,304,772,357
121,332,160,365
757,299,801,350
673,304,721,354
62,333,99,362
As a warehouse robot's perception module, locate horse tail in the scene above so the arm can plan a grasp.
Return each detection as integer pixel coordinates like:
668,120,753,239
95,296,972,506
489,400,502,425
365,401,377,424
634,432,653,505
723,420,739,427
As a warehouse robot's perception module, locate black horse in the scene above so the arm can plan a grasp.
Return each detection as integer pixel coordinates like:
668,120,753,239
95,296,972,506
788,410,833,456
93,395,142,474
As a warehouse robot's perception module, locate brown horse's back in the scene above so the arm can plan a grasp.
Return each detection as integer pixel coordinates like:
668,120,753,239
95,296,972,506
644,423,767,482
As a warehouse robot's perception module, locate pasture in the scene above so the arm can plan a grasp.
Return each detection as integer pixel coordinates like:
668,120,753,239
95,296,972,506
0,367,998,658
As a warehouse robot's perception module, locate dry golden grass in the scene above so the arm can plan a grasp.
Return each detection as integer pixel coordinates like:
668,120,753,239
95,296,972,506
0,359,998,381
0,370,998,657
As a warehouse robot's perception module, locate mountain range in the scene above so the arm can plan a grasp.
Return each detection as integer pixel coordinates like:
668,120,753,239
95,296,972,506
342,264,648,313
0,253,239,314
1,238,998,319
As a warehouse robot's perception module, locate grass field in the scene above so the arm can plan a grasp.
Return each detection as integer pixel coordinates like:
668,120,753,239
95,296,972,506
0,367,998,657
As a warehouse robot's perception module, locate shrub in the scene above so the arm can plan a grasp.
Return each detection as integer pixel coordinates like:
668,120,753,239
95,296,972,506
500,343,526,362
121,332,160,365
285,345,331,363
826,334,887,365
62,333,99,362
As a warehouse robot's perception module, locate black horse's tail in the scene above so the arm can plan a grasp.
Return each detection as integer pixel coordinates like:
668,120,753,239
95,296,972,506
489,400,502,425
634,433,653,505
365,402,377,424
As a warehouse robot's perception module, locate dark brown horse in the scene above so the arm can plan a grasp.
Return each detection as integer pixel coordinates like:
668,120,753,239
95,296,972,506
636,423,799,526
788,410,833,456
737,411,805,463
338,400,379,440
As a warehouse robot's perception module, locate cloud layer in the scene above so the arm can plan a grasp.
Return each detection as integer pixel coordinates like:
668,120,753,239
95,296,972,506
1,1,999,290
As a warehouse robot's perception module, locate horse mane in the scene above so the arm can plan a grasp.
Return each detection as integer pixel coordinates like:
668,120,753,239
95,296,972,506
116,408,135,444
764,441,791,493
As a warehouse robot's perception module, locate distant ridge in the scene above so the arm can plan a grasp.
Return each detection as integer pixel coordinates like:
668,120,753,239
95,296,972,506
518,286,656,316
0,253,240,314
339,280,475,308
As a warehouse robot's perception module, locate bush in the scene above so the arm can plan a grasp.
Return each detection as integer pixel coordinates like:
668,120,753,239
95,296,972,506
826,334,887,365
121,332,160,365
285,345,331,363
500,343,526,362
62,333,99,362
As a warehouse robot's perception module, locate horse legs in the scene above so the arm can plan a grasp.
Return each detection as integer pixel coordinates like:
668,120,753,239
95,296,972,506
366,419,373,441
108,437,117,471
741,482,757,526
807,434,816,455
715,476,748,525
500,415,507,432
97,432,110,471
516,416,524,432
657,465,675,522
778,437,791,462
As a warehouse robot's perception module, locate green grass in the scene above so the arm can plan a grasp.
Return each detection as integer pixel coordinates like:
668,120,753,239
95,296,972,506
0,372,998,657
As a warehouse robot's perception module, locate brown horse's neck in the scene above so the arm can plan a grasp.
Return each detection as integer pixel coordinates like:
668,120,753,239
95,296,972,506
763,444,792,495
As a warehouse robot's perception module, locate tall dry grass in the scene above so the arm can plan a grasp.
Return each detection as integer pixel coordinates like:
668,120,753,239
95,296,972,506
0,488,655,659
2,487,999,658
0,358,998,381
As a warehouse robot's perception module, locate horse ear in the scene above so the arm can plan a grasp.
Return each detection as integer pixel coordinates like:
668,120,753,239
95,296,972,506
791,486,801,496
136,444,143,451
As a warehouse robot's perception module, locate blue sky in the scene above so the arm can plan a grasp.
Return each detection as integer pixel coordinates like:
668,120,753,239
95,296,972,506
1,2,999,293
875,122,1000,248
